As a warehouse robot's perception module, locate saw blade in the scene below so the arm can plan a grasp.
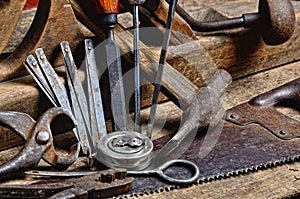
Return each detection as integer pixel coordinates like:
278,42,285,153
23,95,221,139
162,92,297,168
121,77,300,196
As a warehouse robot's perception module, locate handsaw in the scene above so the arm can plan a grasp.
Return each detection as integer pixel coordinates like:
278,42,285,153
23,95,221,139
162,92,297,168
125,76,300,194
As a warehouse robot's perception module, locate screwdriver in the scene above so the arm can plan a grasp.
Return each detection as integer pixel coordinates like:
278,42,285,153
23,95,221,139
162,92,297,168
94,0,128,131
147,0,178,138
128,0,145,133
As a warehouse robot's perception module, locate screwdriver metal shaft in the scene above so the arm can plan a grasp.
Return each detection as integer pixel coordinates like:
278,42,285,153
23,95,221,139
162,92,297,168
147,0,178,138
128,0,145,133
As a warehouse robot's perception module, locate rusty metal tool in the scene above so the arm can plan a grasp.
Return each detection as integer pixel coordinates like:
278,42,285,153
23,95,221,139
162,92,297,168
24,49,79,143
128,0,145,133
168,0,295,45
25,40,107,164
95,69,230,184
26,159,199,185
147,0,178,138
61,41,92,157
24,49,72,112
25,69,231,185
0,107,80,180
125,76,300,194
94,0,128,131
61,40,107,163
84,39,107,153
0,169,134,198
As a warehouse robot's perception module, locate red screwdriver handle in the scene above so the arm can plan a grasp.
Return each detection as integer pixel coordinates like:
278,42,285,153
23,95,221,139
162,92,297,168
94,0,120,14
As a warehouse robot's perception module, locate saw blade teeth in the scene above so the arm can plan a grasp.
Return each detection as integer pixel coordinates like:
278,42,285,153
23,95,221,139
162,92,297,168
118,155,300,198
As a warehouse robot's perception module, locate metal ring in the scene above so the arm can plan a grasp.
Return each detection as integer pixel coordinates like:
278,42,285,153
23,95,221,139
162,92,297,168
157,159,200,185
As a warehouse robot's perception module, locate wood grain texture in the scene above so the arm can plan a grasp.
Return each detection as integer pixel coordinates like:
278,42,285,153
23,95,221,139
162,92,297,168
165,1,300,81
0,0,26,54
0,0,84,82
71,0,199,110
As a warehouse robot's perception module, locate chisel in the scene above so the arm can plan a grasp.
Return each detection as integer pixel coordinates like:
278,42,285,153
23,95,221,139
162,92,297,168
94,0,128,131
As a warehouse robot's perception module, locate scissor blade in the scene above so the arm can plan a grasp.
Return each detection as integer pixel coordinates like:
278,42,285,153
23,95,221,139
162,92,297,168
25,170,97,177
106,38,128,131
24,55,58,106
34,48,72,111
61,41,92,155
85,39,107,149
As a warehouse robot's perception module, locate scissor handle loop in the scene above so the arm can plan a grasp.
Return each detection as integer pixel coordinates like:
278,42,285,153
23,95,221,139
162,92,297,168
156,159,199,185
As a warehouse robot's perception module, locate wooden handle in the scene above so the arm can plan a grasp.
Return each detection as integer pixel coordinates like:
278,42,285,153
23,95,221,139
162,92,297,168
94,0,120,14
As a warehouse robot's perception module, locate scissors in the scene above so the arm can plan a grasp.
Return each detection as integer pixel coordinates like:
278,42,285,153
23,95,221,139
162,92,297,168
0,107,80,179
26,159,199,185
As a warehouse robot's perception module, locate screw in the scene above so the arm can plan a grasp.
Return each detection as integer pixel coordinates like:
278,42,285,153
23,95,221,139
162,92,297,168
173,0,295,45
279,130,286,135
230,114,237,119
36,131,50,144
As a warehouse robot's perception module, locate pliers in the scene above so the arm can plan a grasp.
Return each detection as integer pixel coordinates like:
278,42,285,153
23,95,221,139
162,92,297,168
0,107,80,179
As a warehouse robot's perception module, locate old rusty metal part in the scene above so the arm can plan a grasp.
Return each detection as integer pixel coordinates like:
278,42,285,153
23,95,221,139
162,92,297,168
120,77,300,195
0,169,134,198
167,0,295,45
84,39,107,152
227,76,300,140
0,0,84,82
0,107,80,180
61,41,92,156
35,159,199,185
25,40,107,164
259,0,296,45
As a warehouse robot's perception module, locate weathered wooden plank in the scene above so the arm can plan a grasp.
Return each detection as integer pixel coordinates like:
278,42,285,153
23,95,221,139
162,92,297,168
120,0,197,45
0,0,26,54
0,0,84,82
152,1,300,81
71,0,199,110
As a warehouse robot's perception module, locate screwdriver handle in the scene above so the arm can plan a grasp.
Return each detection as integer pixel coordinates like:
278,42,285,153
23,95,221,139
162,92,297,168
94,0,120,14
